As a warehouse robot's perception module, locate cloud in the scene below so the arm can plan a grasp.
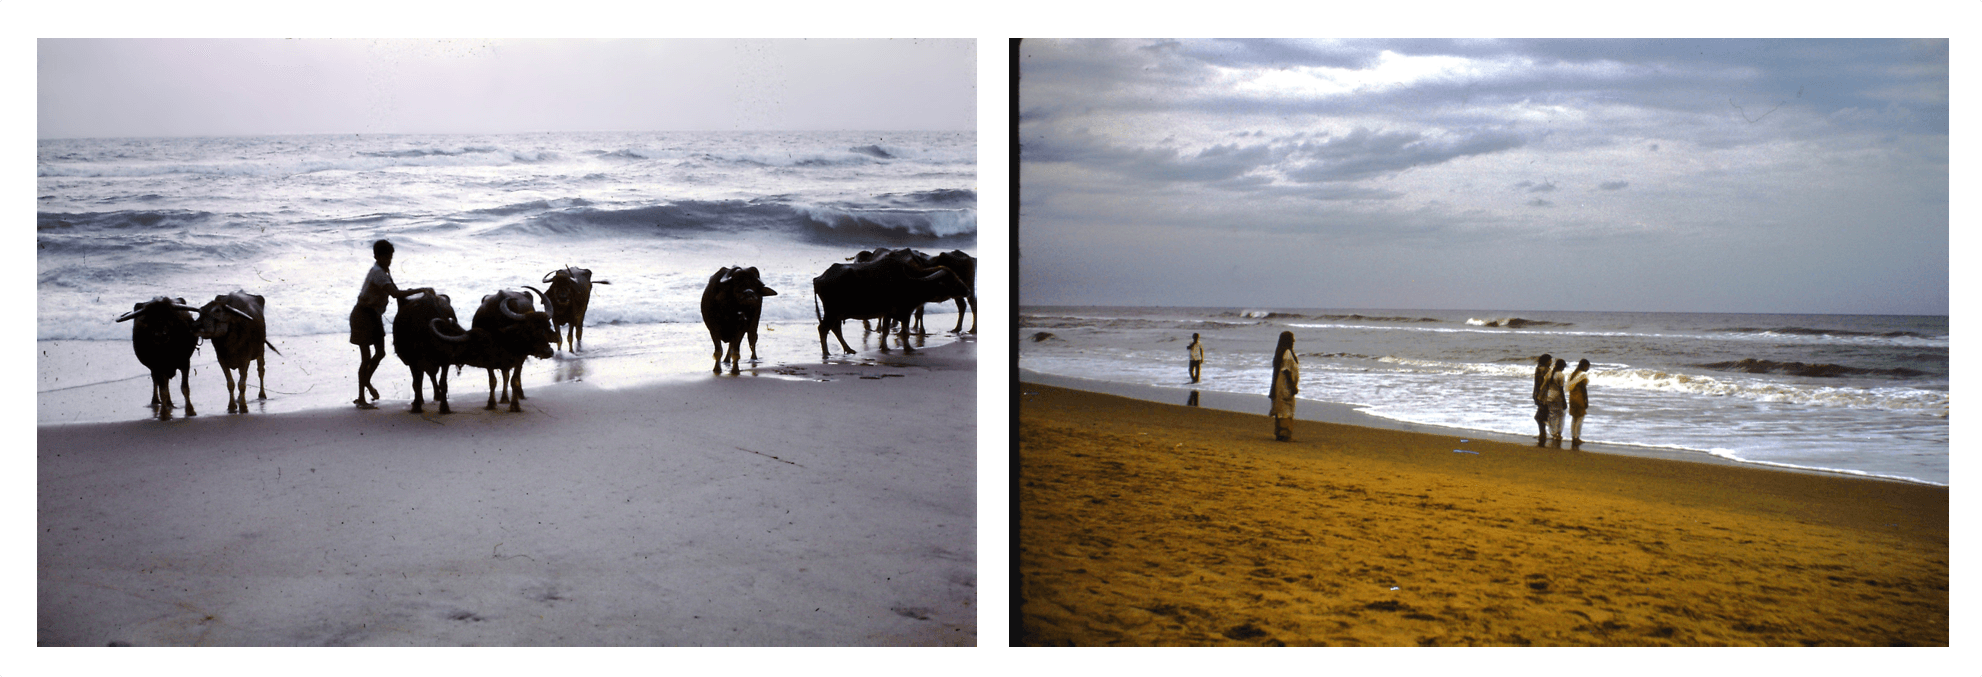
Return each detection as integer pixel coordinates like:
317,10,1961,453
1017,39,1947,314
1282,127,1526,183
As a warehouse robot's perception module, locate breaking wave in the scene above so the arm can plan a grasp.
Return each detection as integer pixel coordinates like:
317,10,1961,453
476,198,976,245
1233,310,1441,323
1465,317,1572,328
1693,358,1929,379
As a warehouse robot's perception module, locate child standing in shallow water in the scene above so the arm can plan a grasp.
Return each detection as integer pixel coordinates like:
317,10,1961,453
1187,333,1204,383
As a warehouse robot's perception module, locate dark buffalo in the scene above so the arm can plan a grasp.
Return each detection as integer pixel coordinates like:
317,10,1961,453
541,266,610,353
193,290,283,413
391,289,457,414
845,248,974,337
921,250,976,335
443,288,558,412
700,266,778,374
115,296,206,419
812,254,971,358
846,248,907,334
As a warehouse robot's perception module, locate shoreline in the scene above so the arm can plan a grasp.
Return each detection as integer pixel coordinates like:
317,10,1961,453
1018,369,1940,487
41,312,966,426
40,338,976,646
1016,381,1948,646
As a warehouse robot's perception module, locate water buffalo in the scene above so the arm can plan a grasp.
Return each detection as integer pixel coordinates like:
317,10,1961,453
700,266,778,374
391,289,458,414
193,290,283,413
115,296,206,419
844,248,974,337
922,250,977,335
445,288,558,412
812,254,971,358
541,266,610,353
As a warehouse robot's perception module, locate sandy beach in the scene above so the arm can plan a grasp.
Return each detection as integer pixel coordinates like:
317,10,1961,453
1017,382,1946,646
37,330,977,646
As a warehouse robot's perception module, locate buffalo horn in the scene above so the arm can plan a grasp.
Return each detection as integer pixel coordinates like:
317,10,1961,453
499,297,526,320
224,305,255,320
115,300,203,322
522,286,550,316
430,318,470,343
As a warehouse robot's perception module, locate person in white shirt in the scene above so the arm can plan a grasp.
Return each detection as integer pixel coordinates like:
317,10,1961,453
1187,333,1204,383
349,239,429,409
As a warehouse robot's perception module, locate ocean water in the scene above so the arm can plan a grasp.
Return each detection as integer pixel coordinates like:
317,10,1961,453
38,130,976,342
1019,306,1948,486
38,131,976,422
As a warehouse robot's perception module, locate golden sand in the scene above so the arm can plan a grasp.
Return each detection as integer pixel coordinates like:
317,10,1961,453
1017,383,1946,646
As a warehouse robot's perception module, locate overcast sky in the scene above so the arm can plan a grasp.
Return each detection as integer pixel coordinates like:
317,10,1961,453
1018,39,1948,316
38,39,976,138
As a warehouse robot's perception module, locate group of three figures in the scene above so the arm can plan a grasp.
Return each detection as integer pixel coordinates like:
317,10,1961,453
1534,354,1590,447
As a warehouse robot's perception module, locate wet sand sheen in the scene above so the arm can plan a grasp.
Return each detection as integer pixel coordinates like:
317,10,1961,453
38,341,976,646
1018,382,1946,646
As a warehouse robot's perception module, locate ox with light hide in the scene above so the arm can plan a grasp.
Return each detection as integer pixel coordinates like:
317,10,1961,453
541,266,610,353
115,296,206,419
194,290,283,413
700,266,778,374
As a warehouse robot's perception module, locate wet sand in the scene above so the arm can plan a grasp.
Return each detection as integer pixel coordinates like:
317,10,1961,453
37,338,976,647
1017,382,1946,646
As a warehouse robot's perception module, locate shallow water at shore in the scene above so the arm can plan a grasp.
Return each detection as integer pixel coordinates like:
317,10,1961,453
1020,305,1947,485
41,312,968,426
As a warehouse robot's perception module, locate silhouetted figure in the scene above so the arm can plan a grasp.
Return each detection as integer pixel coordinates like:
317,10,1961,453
350,239,428,409
542,266,611,353
193,290,281,414
701,266,778,374
116,296,205,419
1269,331,1299,441
1532,353,1554,442
1188,333,1204,383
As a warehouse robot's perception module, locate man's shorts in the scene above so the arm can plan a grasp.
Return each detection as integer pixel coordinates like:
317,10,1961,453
350,306,385,346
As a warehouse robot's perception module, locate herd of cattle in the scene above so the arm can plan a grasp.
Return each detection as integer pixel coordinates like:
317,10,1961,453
115,248,976,419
